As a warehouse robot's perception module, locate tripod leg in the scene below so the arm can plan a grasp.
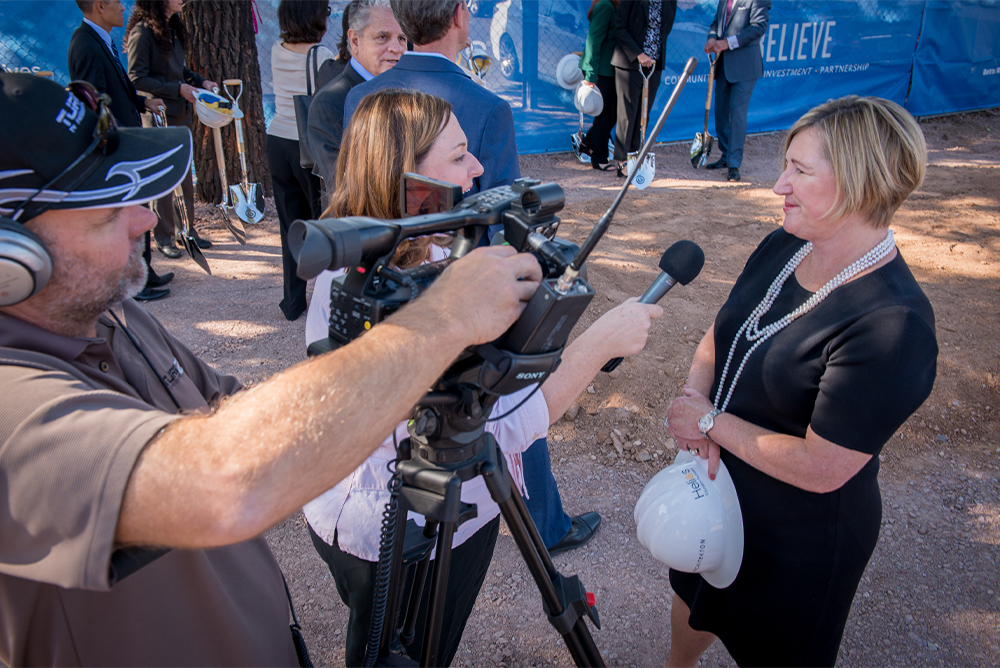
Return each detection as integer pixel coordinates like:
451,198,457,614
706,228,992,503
482,460,605,667
400,523,437,649
421,519,456,667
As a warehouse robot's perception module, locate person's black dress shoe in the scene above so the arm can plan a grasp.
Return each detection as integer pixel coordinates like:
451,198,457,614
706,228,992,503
135,286,170,302
155,237,183,259
548,511,602,556
615,163,627,179
728,167,741,182
146,271,174,288
191,230,213,249
705,158,727,170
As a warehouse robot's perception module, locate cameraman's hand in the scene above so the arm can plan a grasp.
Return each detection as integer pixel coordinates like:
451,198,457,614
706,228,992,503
422,246,542,347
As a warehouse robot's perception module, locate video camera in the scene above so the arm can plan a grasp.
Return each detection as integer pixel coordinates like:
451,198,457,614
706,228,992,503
288,175,595,400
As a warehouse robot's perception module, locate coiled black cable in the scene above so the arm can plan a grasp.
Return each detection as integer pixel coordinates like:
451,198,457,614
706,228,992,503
363,437,405,667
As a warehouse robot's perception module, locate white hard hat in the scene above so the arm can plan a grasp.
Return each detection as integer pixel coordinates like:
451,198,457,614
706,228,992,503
556,53,584,90
634,450,744,588
194,90,242,129
574,83,603,116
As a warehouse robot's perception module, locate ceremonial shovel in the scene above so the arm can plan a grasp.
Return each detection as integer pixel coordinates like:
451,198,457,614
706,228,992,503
223,79,266,225
152,107,211,275
626,65,656,190
690,54,717,168
207,86,247,245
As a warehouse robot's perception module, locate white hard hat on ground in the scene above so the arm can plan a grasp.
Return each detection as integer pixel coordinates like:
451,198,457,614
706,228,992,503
556,53,584,90
194,90,242,129
574,83,603,116
634,450,744,588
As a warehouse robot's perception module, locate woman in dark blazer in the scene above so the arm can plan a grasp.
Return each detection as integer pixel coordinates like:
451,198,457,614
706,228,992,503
126,0,217,257
611,0,676,176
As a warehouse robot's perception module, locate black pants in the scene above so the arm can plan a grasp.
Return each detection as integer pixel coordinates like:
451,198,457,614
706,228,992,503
143,112,195,246
614,66,662,162
266,134,323,321
581,74,618,165
308,516,500,667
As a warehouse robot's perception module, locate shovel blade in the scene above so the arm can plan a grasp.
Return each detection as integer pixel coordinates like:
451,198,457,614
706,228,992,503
230,184,265,225
625,152,655,190
218,204,247,245
178,233,212,275
691,133,714,168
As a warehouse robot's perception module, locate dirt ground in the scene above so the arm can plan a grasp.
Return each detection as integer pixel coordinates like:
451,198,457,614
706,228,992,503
145,108,999,667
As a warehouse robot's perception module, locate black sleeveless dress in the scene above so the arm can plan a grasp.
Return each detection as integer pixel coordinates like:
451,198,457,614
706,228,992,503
670,229,938,666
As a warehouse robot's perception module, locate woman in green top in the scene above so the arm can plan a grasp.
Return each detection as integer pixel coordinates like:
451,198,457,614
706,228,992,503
576,0,619,171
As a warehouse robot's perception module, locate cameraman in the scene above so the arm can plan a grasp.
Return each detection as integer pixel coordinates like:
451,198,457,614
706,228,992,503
303,89,663,665
0,73,543,666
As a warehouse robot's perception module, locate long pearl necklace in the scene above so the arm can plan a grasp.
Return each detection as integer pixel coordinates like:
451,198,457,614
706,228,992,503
713,230,895,413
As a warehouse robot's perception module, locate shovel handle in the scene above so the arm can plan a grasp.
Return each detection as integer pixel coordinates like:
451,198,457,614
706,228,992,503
703,55,716,134
223,78,242,86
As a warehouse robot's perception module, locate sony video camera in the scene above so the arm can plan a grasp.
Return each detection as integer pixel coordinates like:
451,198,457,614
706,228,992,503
288,175,594,398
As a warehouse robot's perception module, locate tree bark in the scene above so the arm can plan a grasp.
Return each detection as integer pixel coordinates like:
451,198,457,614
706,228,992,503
182,0,271,203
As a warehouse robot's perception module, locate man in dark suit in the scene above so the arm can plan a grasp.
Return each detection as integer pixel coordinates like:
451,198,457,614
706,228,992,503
68,0,170,301
342,0,601,557
612,0,677,176
308,0,407,202
704,0,770,182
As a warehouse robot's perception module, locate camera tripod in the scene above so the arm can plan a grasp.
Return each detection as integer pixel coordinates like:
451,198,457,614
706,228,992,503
365,388,604,668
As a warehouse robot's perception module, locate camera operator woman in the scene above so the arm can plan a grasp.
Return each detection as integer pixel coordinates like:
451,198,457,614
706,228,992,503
664,96,937,667
303,88,662,666
267,0,335,321
126,0,217,257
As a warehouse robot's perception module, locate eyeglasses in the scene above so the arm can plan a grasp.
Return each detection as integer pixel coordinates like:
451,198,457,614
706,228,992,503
327,5,332,15
11,80,120,221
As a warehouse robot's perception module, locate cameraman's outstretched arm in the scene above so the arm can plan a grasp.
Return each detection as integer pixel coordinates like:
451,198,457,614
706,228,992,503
116,247,542,550
540,298,662,425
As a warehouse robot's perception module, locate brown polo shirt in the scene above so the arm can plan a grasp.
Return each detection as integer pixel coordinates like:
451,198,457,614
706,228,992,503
0,300,297,666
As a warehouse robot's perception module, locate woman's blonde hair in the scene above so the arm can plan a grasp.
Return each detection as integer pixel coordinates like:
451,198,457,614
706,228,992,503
324,89,452,268
782,96,926,230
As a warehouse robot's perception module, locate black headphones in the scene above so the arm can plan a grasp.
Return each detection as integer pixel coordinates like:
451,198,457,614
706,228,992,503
0,216,54,307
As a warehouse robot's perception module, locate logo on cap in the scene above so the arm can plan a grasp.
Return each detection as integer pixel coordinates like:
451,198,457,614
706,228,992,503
55,92,86,133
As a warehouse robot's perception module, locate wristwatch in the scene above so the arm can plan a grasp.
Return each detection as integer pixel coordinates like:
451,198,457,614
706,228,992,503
698,409,722,440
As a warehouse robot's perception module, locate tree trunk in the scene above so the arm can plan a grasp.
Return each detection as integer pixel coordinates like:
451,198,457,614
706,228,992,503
182,0,271,203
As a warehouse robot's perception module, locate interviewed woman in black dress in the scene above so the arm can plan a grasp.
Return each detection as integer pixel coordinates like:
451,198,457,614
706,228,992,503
665,96,938,667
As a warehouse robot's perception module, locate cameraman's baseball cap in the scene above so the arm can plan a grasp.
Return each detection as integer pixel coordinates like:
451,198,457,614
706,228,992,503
0,72,191,221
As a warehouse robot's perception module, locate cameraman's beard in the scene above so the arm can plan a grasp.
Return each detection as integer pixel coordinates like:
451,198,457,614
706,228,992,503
44,237,148,336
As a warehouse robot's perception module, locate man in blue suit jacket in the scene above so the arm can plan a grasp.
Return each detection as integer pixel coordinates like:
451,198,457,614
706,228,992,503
704,0,770,182
344,0,601,556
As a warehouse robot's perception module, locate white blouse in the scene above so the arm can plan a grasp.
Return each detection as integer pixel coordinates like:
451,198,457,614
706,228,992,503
267,40,335,141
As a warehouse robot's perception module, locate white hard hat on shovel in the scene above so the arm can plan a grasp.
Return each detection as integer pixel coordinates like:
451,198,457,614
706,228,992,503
634,450,744,588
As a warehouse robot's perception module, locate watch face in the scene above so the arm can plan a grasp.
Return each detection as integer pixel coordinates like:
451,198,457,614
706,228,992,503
699,413,714,435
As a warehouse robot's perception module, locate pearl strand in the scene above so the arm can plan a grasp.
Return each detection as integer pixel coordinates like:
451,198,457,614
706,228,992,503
713,230,895,414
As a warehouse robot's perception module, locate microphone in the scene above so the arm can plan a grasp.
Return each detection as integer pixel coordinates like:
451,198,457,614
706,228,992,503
601,240,705,373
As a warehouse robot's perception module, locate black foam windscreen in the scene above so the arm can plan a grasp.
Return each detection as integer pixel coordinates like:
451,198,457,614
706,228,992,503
660,240,705,285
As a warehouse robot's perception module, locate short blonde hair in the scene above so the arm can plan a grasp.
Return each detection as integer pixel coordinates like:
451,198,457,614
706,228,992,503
782,96,926,229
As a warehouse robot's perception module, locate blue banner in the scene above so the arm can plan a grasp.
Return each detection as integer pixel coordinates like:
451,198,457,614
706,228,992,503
1,0,995,156
906,0,1000,116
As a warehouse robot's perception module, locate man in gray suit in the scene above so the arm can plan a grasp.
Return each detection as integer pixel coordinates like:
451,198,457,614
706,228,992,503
704,0,770,182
